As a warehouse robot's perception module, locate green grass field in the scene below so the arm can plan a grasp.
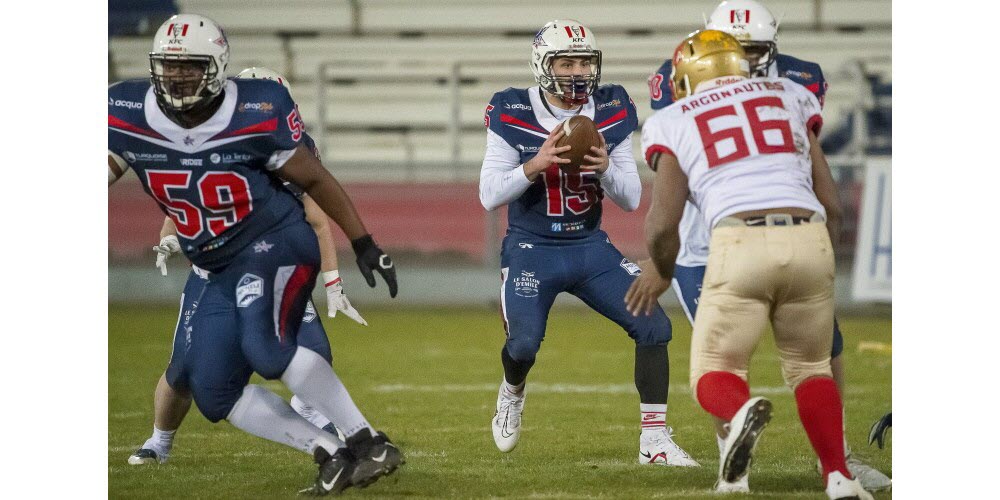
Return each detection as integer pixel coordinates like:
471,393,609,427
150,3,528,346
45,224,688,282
109,305,891,499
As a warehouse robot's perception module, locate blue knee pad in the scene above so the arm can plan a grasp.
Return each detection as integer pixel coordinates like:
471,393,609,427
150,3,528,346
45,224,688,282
191,380,250,423
628,308,673,346
504,334,542,364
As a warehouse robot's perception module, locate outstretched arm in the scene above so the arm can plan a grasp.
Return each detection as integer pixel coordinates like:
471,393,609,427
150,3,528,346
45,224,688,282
278,144,397,298
624,153,689,316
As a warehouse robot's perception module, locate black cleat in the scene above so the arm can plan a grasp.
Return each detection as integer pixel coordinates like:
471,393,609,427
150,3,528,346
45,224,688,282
346,431,405,487
127,448,163,465
302,447,355,496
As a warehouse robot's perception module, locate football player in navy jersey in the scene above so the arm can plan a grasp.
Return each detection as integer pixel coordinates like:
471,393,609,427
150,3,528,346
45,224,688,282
480,20,696,466
109,15,398,495
127,67,402,484
644,1,890,492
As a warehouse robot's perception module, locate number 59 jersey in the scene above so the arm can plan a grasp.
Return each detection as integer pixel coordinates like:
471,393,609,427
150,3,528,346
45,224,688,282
641,77,825,229
109,78,308,272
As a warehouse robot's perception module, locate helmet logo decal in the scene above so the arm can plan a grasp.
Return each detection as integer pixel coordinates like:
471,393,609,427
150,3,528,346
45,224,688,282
729,9,750,24
166,23,189,37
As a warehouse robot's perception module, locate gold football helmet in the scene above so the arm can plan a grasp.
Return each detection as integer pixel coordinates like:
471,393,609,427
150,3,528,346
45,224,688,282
669,30,750,100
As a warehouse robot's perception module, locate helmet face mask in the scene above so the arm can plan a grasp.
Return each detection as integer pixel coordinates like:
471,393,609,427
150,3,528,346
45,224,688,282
530,20,602,105
739,40,776,76
150,55,219,111
543,52,602,104
148,14,229,112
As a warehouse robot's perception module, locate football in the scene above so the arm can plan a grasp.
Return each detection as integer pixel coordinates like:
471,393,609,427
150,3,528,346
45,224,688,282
554,115,602,174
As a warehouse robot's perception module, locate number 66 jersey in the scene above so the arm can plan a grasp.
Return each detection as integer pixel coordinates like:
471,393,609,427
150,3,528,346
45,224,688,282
108,78,307,272
641,77,825,229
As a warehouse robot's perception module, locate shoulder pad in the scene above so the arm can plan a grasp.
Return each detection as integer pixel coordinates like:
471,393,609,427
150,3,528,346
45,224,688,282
776,54,825,85
593,84,638,137
108,79,149,116
485,88,540,137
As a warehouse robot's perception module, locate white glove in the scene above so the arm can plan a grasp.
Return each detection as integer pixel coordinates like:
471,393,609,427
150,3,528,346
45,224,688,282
323,271,368,326
153,235,181,276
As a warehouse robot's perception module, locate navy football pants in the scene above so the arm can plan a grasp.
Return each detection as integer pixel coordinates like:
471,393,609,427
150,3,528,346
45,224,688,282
672,264,844,358
164,221,321,422
499,231,672,363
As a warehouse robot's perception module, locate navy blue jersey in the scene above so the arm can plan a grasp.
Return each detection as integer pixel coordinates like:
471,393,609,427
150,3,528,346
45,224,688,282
649,53,827,110
485,85,638,239
109,78,309,272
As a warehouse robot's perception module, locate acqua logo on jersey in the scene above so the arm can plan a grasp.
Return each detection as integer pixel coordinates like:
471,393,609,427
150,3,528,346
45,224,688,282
109,97,143,110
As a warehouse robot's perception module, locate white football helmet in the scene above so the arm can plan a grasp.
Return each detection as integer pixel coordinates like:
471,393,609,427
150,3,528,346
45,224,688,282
530,20,602,104
705,0,778,76
149,14,230,110
236,66,292,94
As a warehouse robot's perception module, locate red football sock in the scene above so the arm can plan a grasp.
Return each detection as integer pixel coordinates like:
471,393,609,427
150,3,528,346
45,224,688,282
696,371,750,421
794,376,850,480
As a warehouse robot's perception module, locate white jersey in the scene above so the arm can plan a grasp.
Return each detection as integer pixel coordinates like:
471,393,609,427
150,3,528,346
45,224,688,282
641,77,825,230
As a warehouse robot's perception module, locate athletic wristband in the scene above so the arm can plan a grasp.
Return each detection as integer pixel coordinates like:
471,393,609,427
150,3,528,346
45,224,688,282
350,234,376,256
322,270,342,288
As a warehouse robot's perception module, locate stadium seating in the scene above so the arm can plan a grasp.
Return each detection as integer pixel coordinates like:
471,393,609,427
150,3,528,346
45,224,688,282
110,1,891,179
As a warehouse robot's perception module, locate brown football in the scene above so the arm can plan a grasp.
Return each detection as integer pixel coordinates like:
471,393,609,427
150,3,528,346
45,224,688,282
554,115,602,174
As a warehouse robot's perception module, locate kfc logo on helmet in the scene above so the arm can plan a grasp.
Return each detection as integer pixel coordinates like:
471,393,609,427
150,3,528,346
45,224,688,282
730,9,751,24
167,23,189,37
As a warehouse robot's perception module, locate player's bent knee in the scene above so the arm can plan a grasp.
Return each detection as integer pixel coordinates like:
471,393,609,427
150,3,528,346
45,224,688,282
782,358,833,389
505,337,541,364
630,313,672,346
192,386,244,423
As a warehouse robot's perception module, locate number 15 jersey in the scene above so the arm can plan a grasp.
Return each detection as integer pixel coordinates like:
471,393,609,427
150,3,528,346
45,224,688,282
641,77,825,229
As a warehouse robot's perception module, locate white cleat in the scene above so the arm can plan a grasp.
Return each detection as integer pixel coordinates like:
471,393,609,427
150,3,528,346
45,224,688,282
825,470,874,500
491,382,525,453
714,475,749,494
847,455,892,492
639,427,699,466
716,397,772,491
816,454,892,492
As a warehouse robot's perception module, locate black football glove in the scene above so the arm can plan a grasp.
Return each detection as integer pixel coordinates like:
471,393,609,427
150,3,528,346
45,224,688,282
351,234,398,298
868,411,892,449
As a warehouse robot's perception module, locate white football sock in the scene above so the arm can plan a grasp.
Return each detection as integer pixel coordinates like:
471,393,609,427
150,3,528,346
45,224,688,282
226,384,342,455
281,347,375,439
640,403,667,433
716,433,726,455
290,394,334,431
502,378,525,396
140,426,176,457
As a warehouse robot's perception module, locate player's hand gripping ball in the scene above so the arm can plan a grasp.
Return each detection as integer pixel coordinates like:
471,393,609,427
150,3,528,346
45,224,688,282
554,116,603,174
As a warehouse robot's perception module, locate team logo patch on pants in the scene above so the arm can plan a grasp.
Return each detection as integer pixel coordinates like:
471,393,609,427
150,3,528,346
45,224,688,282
620,258,641,276
236,273,264,307
303,301,317,323
513,271,540,298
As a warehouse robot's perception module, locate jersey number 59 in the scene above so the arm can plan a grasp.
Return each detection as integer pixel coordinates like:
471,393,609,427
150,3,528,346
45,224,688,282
146,170,253,239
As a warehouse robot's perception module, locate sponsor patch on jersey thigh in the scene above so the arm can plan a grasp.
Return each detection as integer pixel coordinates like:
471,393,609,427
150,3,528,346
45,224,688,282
236,273,264,307
620,258,641,276
513,271,540,298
